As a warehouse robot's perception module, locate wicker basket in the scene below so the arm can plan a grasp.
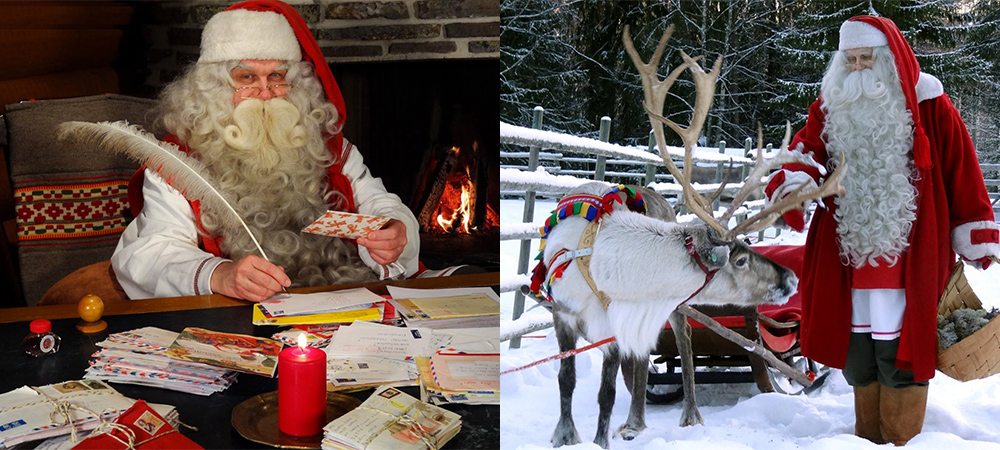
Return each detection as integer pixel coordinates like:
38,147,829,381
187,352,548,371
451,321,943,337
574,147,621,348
936,261,1000,381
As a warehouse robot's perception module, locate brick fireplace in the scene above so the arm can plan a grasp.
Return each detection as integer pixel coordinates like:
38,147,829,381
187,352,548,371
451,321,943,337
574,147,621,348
139,0,500,271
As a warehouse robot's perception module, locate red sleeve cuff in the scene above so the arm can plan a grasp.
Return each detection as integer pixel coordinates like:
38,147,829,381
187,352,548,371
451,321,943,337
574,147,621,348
971,228,999,245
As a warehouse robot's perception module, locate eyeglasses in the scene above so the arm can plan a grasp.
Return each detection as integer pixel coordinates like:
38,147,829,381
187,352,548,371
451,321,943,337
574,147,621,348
234,83,292,99
844,53,875,70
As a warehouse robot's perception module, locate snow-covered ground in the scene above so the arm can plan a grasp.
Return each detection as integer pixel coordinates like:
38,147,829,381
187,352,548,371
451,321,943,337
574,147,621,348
501,198,1000,450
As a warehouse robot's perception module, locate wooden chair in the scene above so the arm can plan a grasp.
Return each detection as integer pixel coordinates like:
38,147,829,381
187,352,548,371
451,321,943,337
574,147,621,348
2,94,164,306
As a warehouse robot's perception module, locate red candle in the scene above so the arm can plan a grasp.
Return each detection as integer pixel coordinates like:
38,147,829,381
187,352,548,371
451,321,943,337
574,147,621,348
279,333,327,436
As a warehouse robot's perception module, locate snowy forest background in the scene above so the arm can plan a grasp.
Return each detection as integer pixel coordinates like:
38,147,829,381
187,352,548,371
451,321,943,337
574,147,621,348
501,0,1000,164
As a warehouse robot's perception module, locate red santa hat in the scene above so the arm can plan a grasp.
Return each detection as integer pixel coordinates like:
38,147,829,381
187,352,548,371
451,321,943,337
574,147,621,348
202,0,355,211
839,16,931,169
838,20,888,51
199,1,347,136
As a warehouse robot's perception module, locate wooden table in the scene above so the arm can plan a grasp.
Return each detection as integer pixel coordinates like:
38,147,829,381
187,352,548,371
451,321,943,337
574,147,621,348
0,272,500,449
0,272,500,323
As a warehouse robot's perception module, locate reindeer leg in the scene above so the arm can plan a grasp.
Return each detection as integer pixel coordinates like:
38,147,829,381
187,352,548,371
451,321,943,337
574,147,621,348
594,343,620,449
669,311,704,427
616,353,648,440
550,313,582,447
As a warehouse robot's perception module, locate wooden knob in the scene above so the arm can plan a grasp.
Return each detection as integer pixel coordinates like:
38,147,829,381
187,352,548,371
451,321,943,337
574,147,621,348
76,294,107,333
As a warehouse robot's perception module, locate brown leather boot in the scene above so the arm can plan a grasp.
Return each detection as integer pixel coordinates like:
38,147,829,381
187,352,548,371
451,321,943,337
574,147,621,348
880,384,928,446
853,383,885,444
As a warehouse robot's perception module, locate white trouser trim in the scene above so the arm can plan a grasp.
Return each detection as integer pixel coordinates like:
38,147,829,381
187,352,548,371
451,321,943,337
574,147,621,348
851,288,906,340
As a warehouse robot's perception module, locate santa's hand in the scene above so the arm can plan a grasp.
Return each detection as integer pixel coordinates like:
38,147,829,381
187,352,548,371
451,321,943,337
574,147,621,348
964,256,995,271
952,221,1000,271
358,219,407,265
210,255,291,302
764,169,818,232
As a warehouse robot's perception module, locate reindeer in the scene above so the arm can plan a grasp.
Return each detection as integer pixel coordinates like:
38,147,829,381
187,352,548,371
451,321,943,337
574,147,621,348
535,25,847,448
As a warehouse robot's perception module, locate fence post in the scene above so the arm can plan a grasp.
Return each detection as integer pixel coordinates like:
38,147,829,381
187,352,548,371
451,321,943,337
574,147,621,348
594,116,610,181
759,143,774,242
510,106,544,349
713,140,726,212
644,131,656,187
743,137,752,180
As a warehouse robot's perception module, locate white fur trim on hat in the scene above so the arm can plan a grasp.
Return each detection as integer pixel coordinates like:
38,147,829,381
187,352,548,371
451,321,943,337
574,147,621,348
199,9,301,63
916,72,944,102
839,20,888,51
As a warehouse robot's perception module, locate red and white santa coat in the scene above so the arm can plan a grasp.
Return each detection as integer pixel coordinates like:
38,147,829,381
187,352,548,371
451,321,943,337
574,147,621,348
775,73,998,381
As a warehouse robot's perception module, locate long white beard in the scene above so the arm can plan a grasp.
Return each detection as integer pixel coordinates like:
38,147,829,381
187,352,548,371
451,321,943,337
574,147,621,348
821,65,918,268
195,98,375,286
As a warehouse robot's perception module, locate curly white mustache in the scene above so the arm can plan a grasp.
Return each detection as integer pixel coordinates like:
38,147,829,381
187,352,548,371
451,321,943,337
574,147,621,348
223,97,308,169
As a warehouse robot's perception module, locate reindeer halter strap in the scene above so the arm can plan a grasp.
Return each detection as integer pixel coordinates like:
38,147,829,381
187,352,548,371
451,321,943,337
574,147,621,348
679,233,719,305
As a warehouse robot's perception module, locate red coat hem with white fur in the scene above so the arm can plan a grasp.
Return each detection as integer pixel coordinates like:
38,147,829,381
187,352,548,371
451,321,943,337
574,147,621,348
790,93,994,382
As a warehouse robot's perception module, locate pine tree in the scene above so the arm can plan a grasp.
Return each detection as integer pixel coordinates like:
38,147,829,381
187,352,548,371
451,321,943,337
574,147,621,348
501,0,591,133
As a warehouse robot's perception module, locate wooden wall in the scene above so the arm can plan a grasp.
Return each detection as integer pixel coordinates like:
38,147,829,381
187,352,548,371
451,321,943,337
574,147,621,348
0,1,153,307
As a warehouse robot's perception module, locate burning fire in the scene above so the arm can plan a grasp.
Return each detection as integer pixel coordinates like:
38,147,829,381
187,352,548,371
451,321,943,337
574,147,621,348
435,146,475,233
419,142,498,234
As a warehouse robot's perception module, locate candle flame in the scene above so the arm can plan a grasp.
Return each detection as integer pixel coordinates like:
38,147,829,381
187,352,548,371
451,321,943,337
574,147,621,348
297,333,307,350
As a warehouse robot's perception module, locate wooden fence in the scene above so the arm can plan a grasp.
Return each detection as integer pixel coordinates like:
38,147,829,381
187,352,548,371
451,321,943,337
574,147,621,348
501,107,1000,348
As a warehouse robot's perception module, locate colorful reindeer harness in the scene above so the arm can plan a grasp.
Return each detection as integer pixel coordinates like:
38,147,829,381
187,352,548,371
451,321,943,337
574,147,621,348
529,185,645,310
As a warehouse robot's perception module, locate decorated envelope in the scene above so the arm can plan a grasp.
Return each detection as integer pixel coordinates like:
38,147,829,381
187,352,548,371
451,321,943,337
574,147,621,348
302,210,390,239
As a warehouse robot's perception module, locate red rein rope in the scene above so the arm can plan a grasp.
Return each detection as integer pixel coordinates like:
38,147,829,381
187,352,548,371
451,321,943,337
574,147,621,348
500,336,617,376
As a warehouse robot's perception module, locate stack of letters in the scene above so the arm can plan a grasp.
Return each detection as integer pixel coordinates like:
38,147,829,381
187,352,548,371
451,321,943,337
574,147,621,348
253,288,392,326
323,321,429,390
389,293,501,329
84,327,236,396
321,386,460,450
0,380,178,449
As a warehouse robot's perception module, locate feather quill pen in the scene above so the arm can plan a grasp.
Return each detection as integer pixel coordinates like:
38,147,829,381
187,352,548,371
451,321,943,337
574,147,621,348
58,120,271,262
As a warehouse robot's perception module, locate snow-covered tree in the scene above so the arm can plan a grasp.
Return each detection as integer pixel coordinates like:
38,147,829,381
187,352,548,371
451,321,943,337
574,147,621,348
501,0,1000,162
501,0,591,134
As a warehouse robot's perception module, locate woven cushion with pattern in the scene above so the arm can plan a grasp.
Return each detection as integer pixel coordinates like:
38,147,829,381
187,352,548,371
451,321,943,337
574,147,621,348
6,94,164,305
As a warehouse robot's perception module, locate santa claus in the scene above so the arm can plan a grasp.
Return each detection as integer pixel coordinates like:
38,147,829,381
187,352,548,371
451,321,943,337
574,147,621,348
111,1,419,302
765,16,999,445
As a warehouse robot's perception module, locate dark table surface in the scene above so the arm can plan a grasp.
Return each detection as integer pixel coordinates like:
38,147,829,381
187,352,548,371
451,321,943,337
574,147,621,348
0,304,499,449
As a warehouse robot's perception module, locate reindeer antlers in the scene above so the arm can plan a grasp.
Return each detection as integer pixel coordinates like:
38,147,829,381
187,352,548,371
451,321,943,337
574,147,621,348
623,25,846,241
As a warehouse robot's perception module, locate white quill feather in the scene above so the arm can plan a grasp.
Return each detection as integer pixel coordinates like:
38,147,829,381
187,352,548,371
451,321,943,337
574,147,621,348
58,120,271,261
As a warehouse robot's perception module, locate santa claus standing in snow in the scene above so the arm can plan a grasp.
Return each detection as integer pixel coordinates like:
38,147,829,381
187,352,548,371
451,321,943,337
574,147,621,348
765,16,999,445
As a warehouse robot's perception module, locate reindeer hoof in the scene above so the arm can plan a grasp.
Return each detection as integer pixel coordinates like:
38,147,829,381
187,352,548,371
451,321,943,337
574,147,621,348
616,423,645,441
678,411,705,427
550,426,582,447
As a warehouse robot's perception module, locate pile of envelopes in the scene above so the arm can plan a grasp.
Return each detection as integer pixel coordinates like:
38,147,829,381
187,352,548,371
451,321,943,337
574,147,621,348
84,327,237,396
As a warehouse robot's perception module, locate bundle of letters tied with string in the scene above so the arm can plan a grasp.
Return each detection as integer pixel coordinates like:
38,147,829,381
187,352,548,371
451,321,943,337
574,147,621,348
322,385,461,450
0,379,195,449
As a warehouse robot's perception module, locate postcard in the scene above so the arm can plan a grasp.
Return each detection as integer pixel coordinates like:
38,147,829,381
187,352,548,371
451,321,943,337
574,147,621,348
327,356,415,385
164,327,282,377
302,210,390,239
325,321,432,360
429,353,499,392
